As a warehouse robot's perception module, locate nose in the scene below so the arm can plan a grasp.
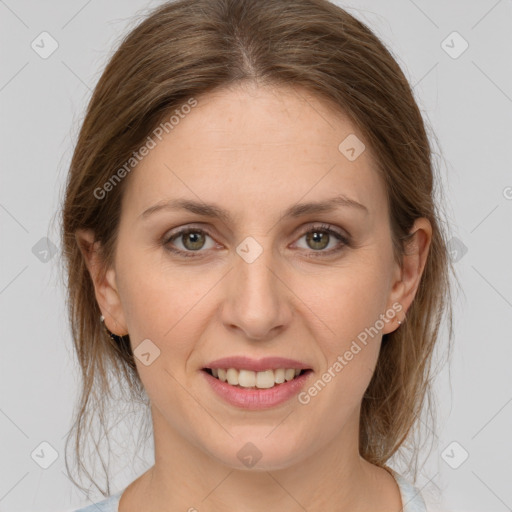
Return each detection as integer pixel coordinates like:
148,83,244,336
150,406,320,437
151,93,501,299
220,242,293,341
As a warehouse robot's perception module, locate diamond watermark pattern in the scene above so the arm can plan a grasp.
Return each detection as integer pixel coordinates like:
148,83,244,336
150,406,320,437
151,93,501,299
31,441,59,469
237,442,263,468
31,31,59,59
441,441,469,469
133,338,161,366
441,31,469,59
32,237,58,263
447,237,468,263
236,236,263,263
338,134,366,162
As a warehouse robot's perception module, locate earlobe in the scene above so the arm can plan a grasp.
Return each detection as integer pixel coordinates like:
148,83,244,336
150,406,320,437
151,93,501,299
382,266,407,335
75,228,128,336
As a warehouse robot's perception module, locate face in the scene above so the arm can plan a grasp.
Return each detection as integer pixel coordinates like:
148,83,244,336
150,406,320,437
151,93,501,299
85,83,428,472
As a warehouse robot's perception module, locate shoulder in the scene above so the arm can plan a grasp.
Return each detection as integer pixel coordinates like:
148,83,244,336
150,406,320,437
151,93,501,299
71,490,123,512
389,469,428,512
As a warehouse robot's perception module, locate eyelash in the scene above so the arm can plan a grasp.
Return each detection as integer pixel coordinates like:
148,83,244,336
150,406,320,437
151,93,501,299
162,223,350,259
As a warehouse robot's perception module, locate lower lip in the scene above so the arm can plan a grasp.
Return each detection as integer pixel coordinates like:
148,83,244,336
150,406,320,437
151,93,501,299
202,370,312,410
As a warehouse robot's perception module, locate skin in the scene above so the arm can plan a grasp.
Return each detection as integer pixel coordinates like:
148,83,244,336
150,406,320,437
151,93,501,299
78,82,431,512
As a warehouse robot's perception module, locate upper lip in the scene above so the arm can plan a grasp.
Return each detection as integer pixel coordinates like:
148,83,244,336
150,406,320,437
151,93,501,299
204,356,312,372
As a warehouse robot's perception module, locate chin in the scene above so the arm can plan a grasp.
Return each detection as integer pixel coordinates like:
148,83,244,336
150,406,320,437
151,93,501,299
206,430,309,471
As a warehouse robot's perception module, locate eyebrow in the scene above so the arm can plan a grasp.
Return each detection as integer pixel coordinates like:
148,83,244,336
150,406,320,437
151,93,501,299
139,194,368,223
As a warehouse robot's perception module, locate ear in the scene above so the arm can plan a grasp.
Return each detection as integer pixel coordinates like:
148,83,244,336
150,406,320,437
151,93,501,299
382,217,432,334
75,228,128,336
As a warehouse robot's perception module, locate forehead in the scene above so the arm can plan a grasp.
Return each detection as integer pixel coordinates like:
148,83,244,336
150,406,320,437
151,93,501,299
121,83,386,223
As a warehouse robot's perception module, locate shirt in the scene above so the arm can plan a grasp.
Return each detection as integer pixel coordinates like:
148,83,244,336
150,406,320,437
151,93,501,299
72,469,427,511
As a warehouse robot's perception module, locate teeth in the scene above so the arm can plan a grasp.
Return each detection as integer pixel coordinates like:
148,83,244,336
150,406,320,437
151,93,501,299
226,368,238,386
209,368,305,389
256,370,275,389
238,369,256,388
274,368,285,384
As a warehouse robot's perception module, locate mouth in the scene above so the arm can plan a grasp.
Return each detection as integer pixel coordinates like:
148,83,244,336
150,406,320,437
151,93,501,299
202,367,313,390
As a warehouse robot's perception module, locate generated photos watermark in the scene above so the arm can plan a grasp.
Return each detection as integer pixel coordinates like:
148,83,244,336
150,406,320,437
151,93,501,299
93,97,198,200
298,301,403,405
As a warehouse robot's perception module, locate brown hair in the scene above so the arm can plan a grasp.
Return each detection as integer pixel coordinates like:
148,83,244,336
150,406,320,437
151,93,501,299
60,0,456,496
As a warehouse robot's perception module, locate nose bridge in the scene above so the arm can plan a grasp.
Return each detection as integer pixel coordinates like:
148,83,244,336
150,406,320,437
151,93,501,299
222,234,290,339
235,234,280,304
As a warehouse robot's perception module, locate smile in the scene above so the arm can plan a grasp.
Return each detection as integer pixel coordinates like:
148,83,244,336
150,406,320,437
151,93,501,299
203,367,310,389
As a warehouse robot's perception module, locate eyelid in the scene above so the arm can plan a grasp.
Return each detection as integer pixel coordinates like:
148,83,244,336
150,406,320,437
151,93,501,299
162,223,218,243
294,222,349,242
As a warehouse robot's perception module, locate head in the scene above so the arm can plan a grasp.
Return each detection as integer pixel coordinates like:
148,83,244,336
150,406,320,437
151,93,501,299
61,0,454,495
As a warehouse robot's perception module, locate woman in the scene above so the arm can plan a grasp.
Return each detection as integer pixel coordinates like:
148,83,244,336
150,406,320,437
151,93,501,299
62,0,454,510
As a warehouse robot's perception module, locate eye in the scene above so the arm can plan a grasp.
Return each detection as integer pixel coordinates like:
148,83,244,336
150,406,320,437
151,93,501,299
293,223,350,257
163,227,217,257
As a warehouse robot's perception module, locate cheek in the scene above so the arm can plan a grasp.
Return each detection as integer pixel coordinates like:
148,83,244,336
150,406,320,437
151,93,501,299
117,248,195,326
294,256,392,340
289,256,390,403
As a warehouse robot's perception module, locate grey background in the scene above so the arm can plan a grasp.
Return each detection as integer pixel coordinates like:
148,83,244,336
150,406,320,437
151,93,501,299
1,0,511,511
